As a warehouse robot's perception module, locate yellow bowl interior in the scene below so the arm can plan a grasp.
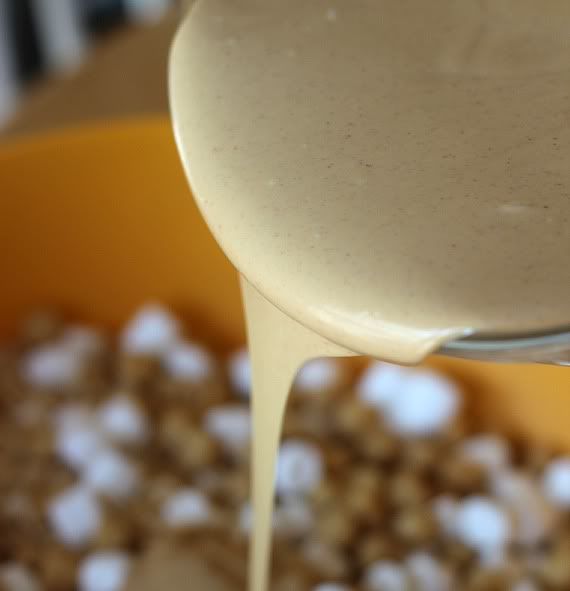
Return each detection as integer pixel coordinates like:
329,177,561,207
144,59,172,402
0,119,568,447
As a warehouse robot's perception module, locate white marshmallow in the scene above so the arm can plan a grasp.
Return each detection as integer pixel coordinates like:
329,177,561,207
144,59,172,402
162,341,213,382
83,448,139,500
492,470,554,546
357,362,409,412
21,344,83,389
56,421,108,472
511,580,539,591
228,348,251,397
460,435,510,473
276,440,323,497
274,499,314,538
61,326,105,357
78,552,131,591
0,564,42,591
295,358,341,393
204,405,251,451
238,503,254,534
313,585,350,591
97,394,149,446
47,485,101,548
53,403,92,431
454,496,511,563
432,495,459,537
406,553,452,591
542,457,570,508
120,304,180,355
383,370,460,436
363,561,408,591
161,488,211,527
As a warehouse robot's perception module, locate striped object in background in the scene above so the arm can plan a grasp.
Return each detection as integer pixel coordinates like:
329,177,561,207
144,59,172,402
0,0,177,128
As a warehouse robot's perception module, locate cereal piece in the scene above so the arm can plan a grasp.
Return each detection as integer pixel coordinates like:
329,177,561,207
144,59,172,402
21,344,83,389
491,470,554,547
454,496,511,564
437,455,487,494
0,564,42,591
401,440,439,473
542,457,570,509
38,546,78,591
47,485,102,548
275,499,314,539
161,488,212,528
362,561,409,591
432,495,458,537
358,429,399,463
357,362,409,412
383,370,460,437
120,304,180,355
466,568,511,591
276,440,323,498
294,359,342,394
333,399,378,437
97,394,149,446
393,507,438,546
162,341,213,382
316,509,356,547
389,471,429,507
227,349,250,397
273,573,311,591
511,580,539,591
78,552,131,591
117,354,161,388
83,448,140,501
460,435,510,473
204,405,251,453
356,534,397,567
302,539,350,580
406,552,452,591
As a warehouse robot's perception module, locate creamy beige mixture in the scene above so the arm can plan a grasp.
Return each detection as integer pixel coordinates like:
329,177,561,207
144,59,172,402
170,1,570,589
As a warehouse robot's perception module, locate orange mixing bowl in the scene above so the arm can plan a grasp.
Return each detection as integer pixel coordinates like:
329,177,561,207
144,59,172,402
0,119,568,447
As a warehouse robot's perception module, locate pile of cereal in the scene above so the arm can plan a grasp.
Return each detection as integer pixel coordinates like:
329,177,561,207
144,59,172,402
0,304,569,591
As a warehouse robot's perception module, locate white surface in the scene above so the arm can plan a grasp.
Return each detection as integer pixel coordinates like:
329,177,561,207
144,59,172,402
78,552,131,591
383,369,460,436
83,448,139,500
47,485,101,548
542,457,570,508
227,349,251,397
97,394,149,446
363,561,408,591
161,488,211,527
120,304,180,355
204,405,251,451
276,440,323,497
163,341,213,382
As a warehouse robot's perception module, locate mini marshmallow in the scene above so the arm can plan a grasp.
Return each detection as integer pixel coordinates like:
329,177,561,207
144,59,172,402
54,403,92,431
161,488,211,527
511,580,539,591
21,344,83,389
204,405,251,451
432,495,459,537
357,362,409,412
47,485,102,548
460,435,510,473
454,496,511,563
363,561,408,591
276,440,323,497
228,348,251,397
60,326,105,357
238,503,254,534
120,304,180,355
78,552,131,591
492,470,554,546
0,564,42,591
383,370,460,436
83,448,139,500
275,499,314,538
56,420,108,471
406,553,452,591
162,341,213,382
313,585,350,591
542,457,570,508
295,358,341,393
97,394,149,446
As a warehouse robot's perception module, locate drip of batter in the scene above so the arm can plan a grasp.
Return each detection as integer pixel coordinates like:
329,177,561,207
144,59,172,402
170,1,570,589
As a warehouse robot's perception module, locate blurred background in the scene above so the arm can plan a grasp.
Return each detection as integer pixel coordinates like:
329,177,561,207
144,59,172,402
0,0,182,138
